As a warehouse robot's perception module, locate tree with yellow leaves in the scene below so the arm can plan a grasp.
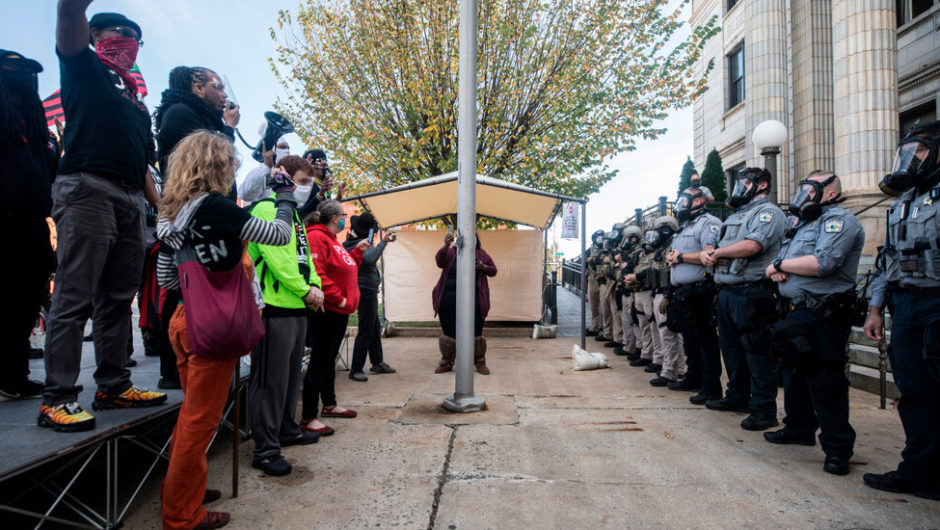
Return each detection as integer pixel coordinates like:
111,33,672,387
270,0,718,199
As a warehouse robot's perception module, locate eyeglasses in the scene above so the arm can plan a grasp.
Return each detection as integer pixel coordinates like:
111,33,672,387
103,26,143,46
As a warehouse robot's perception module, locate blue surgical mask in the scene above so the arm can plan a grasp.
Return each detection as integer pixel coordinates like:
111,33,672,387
337,218,346,231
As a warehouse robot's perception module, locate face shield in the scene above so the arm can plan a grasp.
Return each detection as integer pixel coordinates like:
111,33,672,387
675,190,705,222
644,230,659,246
879,136,940,196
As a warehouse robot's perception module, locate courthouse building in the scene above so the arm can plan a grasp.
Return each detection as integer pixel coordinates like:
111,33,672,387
690,0,940,253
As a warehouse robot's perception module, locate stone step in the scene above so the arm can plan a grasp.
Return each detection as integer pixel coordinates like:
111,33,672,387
847,343,892,371
846,364,900,400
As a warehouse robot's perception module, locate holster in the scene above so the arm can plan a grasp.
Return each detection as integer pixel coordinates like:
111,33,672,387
769,311,816,368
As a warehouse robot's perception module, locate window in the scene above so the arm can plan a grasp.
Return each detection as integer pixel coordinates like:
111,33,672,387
727,0,740,11
725,162,746,196
727,44,745,109
897,0,939,27
900,101,938,137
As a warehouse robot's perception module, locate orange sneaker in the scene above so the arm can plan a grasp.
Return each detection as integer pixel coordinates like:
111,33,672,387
38,402,96,432
92,386,167,410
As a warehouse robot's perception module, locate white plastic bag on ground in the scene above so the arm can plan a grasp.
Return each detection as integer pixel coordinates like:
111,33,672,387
571,344,609,371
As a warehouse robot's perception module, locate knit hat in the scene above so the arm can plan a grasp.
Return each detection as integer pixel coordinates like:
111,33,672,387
349,212,377,238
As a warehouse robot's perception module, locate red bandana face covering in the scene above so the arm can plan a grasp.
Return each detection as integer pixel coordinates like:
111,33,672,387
94,36,140,92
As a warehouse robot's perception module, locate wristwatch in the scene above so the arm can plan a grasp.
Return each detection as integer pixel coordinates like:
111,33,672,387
772,257,784,273
676,253,684,264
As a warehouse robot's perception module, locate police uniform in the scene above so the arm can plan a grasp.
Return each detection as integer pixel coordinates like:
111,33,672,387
597,256,614,341
604,259,624,348
631,247,661,367
586,245,602,335
619,245,644,357
650,238,684,381
670,212,723,397
770,205,863,463
710,196,786,419
868,185,940,495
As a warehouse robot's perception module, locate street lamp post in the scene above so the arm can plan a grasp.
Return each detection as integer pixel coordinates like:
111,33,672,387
752,120,788,205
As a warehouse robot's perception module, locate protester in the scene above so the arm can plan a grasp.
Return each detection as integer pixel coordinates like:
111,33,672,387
238,135,289,204
155,131,298,529
301,200,366,436
40,3,165,432
432,232,498,374
152,65,241,389
0,50,57,399
343,212,397,382
246,155,324,476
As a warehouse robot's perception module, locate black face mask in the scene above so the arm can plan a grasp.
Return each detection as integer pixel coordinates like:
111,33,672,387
1,69,39,98
880,136,940,196
789,175,840,221
727,178,766,209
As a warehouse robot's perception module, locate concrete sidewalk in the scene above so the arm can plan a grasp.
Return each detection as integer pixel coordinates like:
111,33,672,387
124,336,938,529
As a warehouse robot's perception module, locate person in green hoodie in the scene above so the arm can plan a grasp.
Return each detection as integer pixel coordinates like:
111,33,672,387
247,155,325,477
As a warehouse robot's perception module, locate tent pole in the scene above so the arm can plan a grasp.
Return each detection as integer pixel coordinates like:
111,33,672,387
580,202,586,350
443,0,484,413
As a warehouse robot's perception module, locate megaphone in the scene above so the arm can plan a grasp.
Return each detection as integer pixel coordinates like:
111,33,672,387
250,111,295,162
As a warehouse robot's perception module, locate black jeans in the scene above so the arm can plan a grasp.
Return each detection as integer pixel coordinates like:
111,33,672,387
438,289,483,338
673,282,721,396
302,310,349,420
780,307,856,460
715,283,779,414
0,224,55,390
886,291,940,490
351,288,383,372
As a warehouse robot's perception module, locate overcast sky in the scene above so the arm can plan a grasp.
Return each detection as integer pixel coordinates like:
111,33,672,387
4,0,694,258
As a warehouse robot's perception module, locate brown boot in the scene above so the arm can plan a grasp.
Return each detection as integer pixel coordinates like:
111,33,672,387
435,335,456,373
474,336,490,375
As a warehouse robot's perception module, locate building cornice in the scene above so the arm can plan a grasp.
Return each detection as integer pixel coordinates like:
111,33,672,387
898,63,940,93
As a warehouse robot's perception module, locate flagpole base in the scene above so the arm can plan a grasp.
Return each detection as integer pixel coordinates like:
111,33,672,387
442,394,486,413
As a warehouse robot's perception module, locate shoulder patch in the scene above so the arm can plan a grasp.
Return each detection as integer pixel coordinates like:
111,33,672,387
758,212,773,223
824,219,844,233
709,225,719,233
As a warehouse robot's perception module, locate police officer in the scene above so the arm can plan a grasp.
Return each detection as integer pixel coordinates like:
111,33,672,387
585,230,605,337
700,167,786,431
666,185,723,402
602,224,626,350
645,216,685,386
763,171,863,476
626,230,660,370
595,239,614,343
618,226,644,359
863,121,940,500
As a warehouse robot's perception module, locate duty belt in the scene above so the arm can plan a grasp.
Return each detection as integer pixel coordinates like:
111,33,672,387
889,282,940,297
719,279,771,294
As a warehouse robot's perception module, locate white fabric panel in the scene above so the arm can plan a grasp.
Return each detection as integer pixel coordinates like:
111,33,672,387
383,230,543,322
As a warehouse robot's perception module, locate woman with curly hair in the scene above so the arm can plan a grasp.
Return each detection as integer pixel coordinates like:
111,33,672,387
155,130,300,530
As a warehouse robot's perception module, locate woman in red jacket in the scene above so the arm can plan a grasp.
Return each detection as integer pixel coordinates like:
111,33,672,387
431,232,498,374
301,200,368,435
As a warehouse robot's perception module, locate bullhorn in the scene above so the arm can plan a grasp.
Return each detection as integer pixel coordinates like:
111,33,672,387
235,110,295,162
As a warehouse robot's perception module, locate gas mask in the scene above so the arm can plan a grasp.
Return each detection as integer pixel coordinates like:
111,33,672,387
788,174,840,221
675,188,706,223
879,134,940,196
591,230,605,248
644,226,673,248
727,169,770,209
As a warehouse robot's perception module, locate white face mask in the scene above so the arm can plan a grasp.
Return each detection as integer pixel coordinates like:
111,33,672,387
293,184,312,204
274,147,290,164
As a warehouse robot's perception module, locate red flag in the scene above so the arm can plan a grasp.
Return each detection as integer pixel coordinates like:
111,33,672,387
42,90,64,128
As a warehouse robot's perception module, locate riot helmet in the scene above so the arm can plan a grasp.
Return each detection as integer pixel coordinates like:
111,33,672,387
879,121,940,196
788,171,842,221
727,167,771,209
620,225,643,250
591,229,605,248
675,186,715,223
604,223,625,249
644,216,679,248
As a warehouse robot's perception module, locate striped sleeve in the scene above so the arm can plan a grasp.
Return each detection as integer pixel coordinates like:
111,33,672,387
156,251,180,291
239,199,294,245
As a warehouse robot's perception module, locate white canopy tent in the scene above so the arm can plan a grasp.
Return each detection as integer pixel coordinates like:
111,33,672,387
342,172,589,347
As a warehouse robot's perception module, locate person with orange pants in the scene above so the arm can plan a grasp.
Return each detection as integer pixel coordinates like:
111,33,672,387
155,132,309,529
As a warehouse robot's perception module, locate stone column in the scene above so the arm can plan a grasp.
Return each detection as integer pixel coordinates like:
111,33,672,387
745,0,789,202
832,0,898,255
790,0,835,182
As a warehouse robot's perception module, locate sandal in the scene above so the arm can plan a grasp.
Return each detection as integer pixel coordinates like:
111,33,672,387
300,418,335,436
321,406,357,418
